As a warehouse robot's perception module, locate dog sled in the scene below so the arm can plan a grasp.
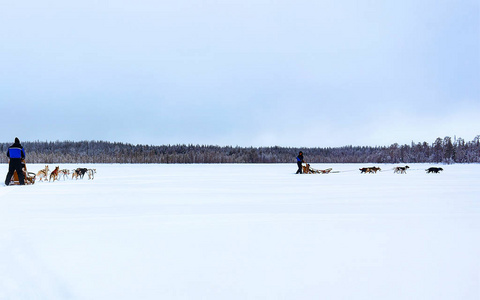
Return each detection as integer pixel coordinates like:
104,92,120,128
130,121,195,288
302,163,333,174
8,159,36,185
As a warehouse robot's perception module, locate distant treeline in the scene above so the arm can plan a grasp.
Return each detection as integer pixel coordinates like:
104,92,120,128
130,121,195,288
1,136,479,164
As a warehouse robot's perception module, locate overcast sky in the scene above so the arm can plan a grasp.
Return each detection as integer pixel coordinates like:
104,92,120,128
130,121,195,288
1,0,478,147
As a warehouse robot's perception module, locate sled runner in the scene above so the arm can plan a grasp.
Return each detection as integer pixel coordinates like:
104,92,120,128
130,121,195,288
8,159,36,185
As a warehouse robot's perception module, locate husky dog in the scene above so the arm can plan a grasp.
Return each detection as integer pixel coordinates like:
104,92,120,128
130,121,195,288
87,169,96,180
59,169,70,180
36,165,49,181
72,168,88,179
394,166,410,174
302,163,311,174
49,166,60,182
360,167,381,174
426,167,443,173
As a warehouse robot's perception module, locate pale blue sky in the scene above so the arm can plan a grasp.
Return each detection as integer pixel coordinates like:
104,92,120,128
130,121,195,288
1,0,479,147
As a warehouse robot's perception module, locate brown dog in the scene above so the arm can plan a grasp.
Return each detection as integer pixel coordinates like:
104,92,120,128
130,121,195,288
302,163,311,174
360,167,381,173
49,166,60,182
359,167,369,173
36,165,49,182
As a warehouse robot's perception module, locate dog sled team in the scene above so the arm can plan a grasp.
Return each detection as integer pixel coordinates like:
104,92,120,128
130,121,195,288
36,166,97,182
295,151,445,175
3,138,447,186
4,137,98,186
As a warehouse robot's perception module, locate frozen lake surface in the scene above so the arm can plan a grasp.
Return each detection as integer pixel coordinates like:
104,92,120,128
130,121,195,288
1,163,479,299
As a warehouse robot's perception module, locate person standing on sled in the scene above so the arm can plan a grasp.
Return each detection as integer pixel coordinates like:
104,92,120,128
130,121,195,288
5,137,26,186
296,151,304,174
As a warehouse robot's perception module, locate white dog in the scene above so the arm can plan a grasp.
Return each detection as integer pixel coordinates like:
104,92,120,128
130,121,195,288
88,169,97,180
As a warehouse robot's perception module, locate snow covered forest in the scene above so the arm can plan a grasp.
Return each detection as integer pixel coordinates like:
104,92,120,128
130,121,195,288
1,135,479,164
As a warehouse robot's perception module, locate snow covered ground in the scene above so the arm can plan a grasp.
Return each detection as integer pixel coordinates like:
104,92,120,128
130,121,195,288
1,163,479,300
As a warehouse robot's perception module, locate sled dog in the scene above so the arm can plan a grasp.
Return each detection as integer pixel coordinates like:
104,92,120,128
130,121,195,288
360,167,381,174
36,165,49,181
426,167,443,173
49,166,60,182
59,169,70,180
72,168,88,179
87,169,96,180
302,163,311,174
394,166,409,174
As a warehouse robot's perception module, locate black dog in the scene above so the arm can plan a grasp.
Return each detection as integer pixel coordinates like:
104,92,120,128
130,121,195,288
394,166,410,174
75,168,88,179
426,167,443,173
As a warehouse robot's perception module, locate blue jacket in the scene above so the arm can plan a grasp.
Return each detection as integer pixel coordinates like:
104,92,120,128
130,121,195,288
296,154,304,163
7,143,25,159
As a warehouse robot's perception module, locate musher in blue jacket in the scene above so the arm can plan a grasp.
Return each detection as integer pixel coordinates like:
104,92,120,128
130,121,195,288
5,137,26,185
296,151,304,174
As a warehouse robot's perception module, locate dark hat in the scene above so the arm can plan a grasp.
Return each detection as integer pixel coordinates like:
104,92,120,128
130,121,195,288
15,137,20,144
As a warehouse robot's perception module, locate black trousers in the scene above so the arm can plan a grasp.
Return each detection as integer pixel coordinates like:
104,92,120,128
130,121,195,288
5,159,25,185
296,161,303,174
